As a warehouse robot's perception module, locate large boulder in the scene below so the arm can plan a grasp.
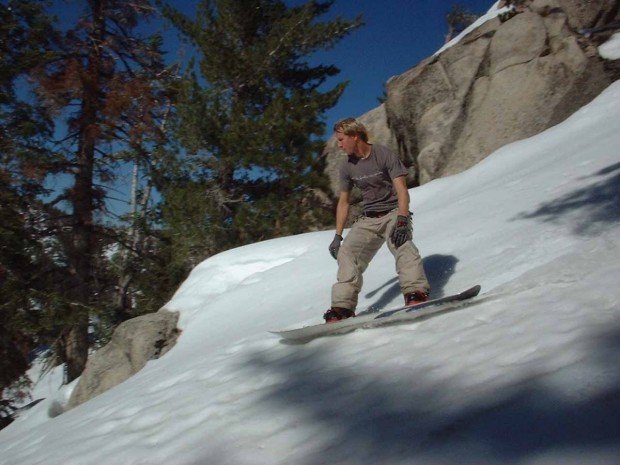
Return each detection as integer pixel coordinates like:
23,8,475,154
324,0,618,190
67,310,180,409
525,0,620,31
385,0,617,185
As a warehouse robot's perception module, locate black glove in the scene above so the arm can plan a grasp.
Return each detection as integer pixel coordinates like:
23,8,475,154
390,215,411,248
329,234,343,259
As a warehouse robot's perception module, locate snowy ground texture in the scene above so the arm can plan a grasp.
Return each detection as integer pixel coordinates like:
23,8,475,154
2,81,620,465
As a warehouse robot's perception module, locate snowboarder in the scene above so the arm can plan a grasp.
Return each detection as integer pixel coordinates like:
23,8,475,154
325,117,430,323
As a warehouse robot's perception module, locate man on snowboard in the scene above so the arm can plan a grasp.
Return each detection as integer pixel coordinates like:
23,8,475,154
325,117,430,323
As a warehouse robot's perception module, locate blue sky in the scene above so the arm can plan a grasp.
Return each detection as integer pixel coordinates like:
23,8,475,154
162,0,496,133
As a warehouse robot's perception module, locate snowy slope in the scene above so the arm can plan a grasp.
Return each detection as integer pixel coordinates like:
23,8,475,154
1,81,620,465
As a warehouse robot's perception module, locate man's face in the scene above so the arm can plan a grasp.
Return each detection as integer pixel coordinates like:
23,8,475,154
336,131,357,155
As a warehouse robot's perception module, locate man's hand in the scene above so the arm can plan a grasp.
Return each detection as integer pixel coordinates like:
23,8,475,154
390,215,411,248
329,234,343,259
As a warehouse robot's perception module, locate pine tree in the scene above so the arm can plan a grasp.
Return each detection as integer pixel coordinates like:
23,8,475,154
160,0,362,259
0,0,59,427
32,0,173,381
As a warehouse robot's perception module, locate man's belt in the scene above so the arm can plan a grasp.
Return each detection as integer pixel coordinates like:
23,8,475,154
364,209,394,218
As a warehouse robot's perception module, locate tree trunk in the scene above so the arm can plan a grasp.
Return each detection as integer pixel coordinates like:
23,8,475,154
64,0,104,383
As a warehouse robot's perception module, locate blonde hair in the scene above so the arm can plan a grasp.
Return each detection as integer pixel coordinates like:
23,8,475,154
333,117,369,143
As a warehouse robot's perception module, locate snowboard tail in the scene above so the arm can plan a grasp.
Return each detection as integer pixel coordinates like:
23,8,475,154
271,285,481,343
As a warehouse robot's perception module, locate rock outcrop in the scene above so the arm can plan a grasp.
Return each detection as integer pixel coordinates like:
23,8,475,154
324,0,619,190
67,310,180,410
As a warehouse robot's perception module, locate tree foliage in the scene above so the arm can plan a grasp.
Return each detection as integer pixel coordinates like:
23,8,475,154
27,0,175,382
160,0,362,259
0,0,60,427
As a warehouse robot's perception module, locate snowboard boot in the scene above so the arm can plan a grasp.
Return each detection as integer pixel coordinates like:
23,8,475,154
323,307,355,324
404,290,429,307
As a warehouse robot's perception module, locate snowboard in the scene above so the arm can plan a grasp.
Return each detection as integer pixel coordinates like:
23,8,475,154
270,285,481,343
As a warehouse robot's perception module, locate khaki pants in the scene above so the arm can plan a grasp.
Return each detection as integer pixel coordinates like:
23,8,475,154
332,211,430,310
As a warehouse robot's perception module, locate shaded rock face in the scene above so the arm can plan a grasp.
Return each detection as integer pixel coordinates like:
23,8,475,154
324,0,618,191
386,1,617,185
67,310,180,409
522,0,620,31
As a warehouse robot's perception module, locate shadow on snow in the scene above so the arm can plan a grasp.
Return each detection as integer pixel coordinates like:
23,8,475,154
238,321,620,464
364,254,459,311
513,161,620,237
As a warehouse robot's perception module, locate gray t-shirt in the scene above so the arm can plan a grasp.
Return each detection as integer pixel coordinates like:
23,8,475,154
339,144,408,213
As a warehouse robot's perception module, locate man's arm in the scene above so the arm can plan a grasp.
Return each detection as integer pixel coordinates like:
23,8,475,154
335,190,351,235
392,175,410,216
390,176,412,248
329,191,351,259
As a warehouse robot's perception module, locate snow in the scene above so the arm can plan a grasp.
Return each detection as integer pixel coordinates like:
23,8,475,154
8,360,73,425
599,32,620,60
1,82,620,464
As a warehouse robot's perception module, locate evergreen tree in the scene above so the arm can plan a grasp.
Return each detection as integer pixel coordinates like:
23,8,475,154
0,0,58,182
160,0,362,260
0,0,61,427
32,0,173,381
